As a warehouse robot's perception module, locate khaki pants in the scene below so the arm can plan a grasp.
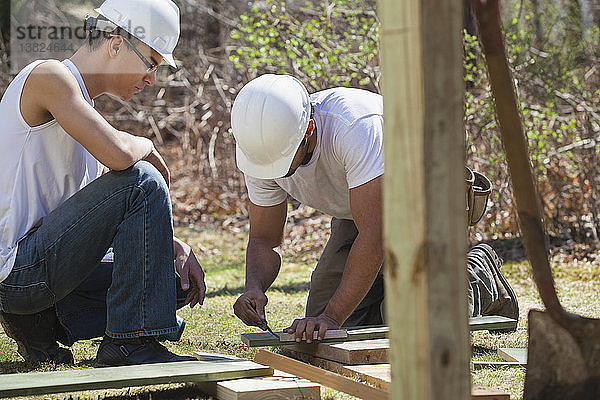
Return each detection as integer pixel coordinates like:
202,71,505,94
305,220,513,325
305,218,384,327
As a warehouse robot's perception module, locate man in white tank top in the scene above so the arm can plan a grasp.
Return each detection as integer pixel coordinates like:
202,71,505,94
0,0,205,366
229,75,519,342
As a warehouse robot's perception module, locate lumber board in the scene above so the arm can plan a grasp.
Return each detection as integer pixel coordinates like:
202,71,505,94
282,348,390,390
469,316,517,331
344,364,391,390
194,351,245,362
254,349,388,400
497,348,527,364
242,326,385,347
334,364,511,399
381,0,470,398
285,339,389,365
471,385,510,400
197,370,320,400
194,352,320,399
242,317,517,347
471,361,526,369
276,329,348,343
277,351,510,400
0,360,272,398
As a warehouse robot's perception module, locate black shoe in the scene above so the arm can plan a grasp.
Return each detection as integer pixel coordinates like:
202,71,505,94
0,309,74,364
94,336,197,367
471,244,519,326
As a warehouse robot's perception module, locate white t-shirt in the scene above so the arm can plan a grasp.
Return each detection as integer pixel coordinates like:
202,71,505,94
0,59,103,283
245,87,384,220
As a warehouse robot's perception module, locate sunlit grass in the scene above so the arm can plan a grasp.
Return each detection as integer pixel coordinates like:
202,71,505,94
1,227,598,399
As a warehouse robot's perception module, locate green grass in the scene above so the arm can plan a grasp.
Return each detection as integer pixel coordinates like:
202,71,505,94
470,259,600,400
1,226,599,399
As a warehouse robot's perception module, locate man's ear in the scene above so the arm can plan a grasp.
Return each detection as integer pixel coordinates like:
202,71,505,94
305,119,315,138
108,35,123,57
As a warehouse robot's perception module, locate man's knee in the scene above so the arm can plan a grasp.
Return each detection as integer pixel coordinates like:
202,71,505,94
128,161,168,191
108,161,170,204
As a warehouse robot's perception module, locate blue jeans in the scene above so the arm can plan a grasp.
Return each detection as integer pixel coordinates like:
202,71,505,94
54,257,191,345
0,162,179,339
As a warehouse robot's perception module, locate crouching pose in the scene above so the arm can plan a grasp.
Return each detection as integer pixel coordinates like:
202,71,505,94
0,0,205,366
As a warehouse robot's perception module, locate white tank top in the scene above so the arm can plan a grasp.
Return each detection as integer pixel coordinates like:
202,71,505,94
0,59,103,282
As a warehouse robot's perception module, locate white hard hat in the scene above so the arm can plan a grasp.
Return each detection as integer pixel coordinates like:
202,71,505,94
231,74,311,179
95,0,180,67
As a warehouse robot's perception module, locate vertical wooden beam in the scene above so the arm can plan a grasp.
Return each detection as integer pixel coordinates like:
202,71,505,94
378,0,469,399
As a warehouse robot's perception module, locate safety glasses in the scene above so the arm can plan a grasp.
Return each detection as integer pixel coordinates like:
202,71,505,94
115,34,159,73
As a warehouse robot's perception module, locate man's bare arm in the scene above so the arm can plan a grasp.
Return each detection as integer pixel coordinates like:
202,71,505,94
324,176,383,322
233,201,287,328
22,61,153,170
285,176,383,341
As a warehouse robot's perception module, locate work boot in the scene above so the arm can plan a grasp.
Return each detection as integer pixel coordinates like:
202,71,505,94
94,335,197,367
469,243,519,325
0,309,74,364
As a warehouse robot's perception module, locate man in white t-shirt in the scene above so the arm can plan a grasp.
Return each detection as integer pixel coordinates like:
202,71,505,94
231,74,519,341
231,74,384,341
0,0,204,366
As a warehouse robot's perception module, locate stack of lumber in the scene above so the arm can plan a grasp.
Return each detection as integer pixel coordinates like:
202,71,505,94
282,338,391,387
242,317,517,399
239,317,517,398
255,349,511,400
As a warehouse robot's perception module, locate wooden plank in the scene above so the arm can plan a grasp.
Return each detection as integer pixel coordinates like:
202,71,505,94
381,0,468,398
282,348,390,390
197,370,320,400
497,348,528,364
253,349,388,400
471,361,526,369
242,317,516,347
0,360,272,398
194,353,320,399
345,364,391,390
471,385,510,400
285,339,389,365
285,319,513,365
242,326,387,347
276,329,348,343
470,316,517,332
195,351,246,362
279,351,509,400
341,364,510,400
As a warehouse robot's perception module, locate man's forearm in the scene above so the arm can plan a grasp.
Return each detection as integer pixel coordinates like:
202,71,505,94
245,237,282,292
95,131,154,171
323,232,383,324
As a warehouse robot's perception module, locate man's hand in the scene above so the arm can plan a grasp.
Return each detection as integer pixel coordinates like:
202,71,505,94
233,290,269,329
173,237,206,308
143,146,170,187
284,313,340,343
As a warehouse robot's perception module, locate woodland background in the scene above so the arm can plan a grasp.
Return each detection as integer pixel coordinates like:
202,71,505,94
1,0,600,255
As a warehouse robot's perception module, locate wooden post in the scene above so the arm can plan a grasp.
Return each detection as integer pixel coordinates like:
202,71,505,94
378,1,470,399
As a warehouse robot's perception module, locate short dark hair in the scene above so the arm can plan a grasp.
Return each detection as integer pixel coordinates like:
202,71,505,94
86,27,143,51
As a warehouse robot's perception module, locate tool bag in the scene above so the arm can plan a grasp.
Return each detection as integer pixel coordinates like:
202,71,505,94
465,166,492,226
